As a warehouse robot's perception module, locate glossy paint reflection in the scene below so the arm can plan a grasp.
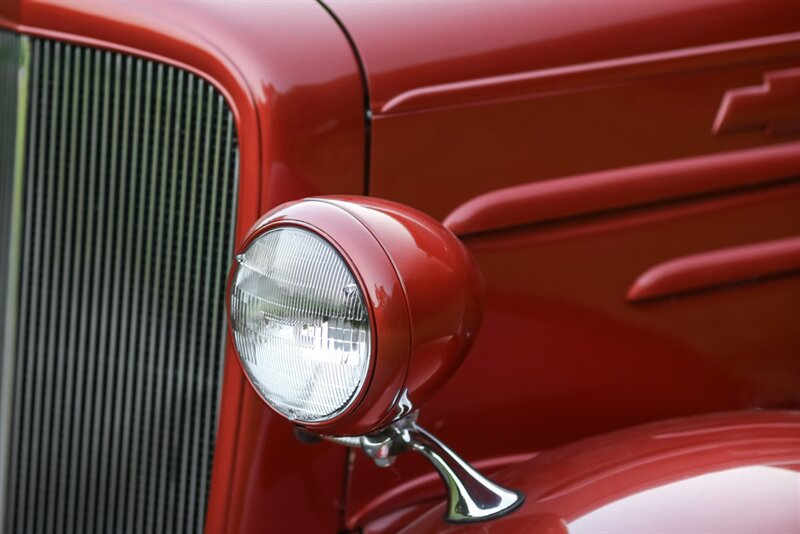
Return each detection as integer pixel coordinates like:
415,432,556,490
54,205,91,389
569,466,800,533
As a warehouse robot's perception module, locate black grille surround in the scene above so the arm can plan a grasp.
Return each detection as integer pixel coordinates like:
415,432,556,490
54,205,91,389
2,32,239,534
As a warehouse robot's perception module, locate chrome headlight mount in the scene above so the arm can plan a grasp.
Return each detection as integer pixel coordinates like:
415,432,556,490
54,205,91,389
325,412,524,523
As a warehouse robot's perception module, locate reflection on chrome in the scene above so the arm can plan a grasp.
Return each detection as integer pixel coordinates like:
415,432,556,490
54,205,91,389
359,414,524,523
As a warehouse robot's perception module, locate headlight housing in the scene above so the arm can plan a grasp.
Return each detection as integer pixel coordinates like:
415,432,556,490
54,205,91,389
228,196,482,436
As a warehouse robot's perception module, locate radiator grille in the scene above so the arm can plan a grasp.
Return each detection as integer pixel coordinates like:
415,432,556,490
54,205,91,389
3,34,239,534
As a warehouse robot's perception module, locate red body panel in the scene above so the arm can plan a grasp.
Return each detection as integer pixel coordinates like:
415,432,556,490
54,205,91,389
326,1,800,115
327,0,800,220
396,411,800,533
627,235,800,302
442,141,800,236
326,0,800,527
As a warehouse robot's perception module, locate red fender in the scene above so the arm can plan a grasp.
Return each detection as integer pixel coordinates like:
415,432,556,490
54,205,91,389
384,411,800,534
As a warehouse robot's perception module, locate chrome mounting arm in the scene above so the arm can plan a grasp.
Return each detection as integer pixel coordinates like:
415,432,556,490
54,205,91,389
326,414,524,523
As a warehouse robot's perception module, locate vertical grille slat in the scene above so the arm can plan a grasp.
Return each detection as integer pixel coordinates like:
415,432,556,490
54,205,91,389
145,63,170,530
65,45,92,534
122,57,147,534
45,40,72,534
95,49,120,530
108,56,131,532
27,39,51,534
196,95,227,523
0,29,25,534
75,47,103,534
110,53,135,534
204,113,238,498
56,42,82,533
176,75,204,532
2,32,239,534
187,85,215,534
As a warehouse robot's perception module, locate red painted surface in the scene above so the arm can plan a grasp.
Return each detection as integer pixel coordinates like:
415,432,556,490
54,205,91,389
714,66,800,135
224,385,349,534
381,33,800,116
0,0,20,23
4,1,800,532
347,179,800,528
326,0,800,114
328,0,800,223
398,411,800,533
443,141,800,236
324,1,800,526
2,1,366,533
323,197,483,422
228,197,482,436
628,235,800,301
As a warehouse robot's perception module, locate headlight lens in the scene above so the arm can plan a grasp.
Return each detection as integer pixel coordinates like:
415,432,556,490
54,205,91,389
230,227,371,423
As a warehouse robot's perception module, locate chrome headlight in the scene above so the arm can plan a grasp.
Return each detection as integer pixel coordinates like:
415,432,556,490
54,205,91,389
229,226,371,423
